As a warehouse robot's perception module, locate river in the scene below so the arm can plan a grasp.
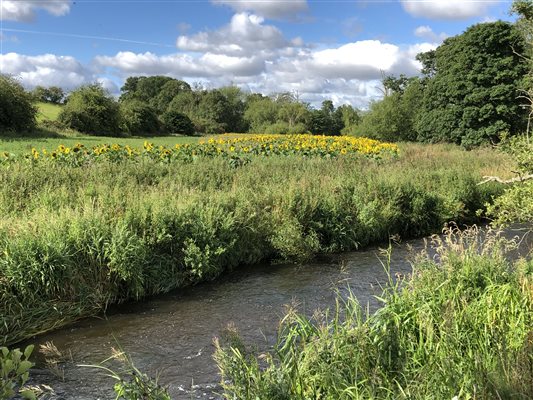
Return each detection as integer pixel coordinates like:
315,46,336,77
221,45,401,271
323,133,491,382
24,226,532,399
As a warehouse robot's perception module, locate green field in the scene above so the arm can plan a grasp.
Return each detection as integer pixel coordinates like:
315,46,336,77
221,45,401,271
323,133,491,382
0,134,200,155
35,102,62,122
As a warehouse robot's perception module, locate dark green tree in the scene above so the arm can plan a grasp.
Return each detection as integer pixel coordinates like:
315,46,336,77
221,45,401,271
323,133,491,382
416,21,528,147
512,0,533,140
161,109,195,135
119,100,160,135
59,84,121,135
151,79,192,114
218,86,247,132
0,75,37,133
119,76,190,112
308,100,343,136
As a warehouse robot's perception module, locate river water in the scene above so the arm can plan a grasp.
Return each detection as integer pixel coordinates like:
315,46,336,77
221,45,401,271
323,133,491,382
25,226,532,399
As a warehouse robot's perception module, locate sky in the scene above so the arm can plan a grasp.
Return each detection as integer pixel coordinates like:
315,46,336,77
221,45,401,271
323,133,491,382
0,0,516,108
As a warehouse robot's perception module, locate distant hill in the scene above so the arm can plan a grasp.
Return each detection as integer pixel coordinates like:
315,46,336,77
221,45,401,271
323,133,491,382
36,102,62,122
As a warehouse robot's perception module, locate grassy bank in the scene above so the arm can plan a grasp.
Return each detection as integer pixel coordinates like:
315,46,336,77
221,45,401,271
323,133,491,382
0,142,510,345
35,102,62,123
215,228,533,399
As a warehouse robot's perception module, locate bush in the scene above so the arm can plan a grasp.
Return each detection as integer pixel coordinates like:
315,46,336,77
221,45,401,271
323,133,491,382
119,100,160,135
0,75,37,133
58,84,120,135
160,109,195,135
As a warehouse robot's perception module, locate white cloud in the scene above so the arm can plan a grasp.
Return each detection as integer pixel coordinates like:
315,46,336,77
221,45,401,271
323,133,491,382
401,0,499,20
177,13,295,57
1,0,71,22
0,53,91,89
2,7,441,108
414,25,448,43
4,38,437,107
94,51,265,78
211,0,308,19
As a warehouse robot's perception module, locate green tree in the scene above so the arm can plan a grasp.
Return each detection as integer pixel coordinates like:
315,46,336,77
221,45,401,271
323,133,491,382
356,77,423,141
416,21,528,147
336,104,361,135
160,109,195,135
0,75,37,133
308,100,343,136
244,95,279,133
59,84,121,135
218,86,247,132
119,100,160,135
151,79,192,114
512,0,533,140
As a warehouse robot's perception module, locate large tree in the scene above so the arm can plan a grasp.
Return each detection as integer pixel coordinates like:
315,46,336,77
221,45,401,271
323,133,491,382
59,84,120,135
416,21,528,147
357,76,424,141
0,75,37,133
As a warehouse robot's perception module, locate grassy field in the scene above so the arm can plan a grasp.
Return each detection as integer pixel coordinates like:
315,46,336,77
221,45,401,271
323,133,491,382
35,102,62,122
0,134,200,155
0,140,512,345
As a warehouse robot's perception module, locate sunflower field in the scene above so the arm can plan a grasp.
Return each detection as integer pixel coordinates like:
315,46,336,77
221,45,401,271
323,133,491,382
1,134,399,166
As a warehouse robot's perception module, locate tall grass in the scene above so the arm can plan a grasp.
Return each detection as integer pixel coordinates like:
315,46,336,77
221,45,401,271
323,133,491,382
0,143,510,345
215,227,533,399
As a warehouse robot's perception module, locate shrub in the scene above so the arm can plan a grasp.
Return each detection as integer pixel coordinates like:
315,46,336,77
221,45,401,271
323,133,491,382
58,84,120,135
160,109,195,135
119,100,160,135
0,75,37,133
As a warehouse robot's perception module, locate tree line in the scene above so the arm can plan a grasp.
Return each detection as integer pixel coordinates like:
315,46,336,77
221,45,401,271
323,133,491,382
0,18,530,147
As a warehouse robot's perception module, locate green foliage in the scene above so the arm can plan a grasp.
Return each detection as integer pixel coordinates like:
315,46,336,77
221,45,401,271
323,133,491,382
357,79,423,141
0,142,509,345
1,345,36,400
58,84,121,135
487,135,533,224
120,76,191,110
32,86,65,104
215,228,533,399
308,101,343,136
150,79,192,114
416,21,528,147
160,109,195,135
119,100,160,135
0,75,37,133
83,350,171,400
244,95,279,133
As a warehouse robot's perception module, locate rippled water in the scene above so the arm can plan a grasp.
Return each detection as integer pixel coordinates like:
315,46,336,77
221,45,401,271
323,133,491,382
25,226,532,399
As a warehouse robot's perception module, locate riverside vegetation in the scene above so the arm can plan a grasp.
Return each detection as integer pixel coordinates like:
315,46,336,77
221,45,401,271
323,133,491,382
0,140,509,346
214,226,533,399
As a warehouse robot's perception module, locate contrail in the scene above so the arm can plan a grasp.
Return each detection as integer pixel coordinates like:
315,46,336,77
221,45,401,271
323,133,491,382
1,28,176,48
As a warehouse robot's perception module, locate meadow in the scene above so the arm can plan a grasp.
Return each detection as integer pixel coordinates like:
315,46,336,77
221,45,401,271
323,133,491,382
0,136,511,346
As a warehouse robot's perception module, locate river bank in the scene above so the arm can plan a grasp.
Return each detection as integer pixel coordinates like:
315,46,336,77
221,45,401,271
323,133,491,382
1,142,511,345
18,225,532,399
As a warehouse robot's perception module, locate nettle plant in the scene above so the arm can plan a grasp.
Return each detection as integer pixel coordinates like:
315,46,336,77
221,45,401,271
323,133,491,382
0,345,36,400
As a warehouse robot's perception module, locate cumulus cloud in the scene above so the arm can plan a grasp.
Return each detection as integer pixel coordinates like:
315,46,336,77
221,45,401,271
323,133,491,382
2,5,440,108
94,51,266,78
177,13,298,57
1,0,71,22
211,0,308,19
0,53,92,89
401,0,499,20
414,25,448,43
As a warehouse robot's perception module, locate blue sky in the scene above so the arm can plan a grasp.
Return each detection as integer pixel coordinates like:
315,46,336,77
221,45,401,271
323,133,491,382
0,0,515,107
